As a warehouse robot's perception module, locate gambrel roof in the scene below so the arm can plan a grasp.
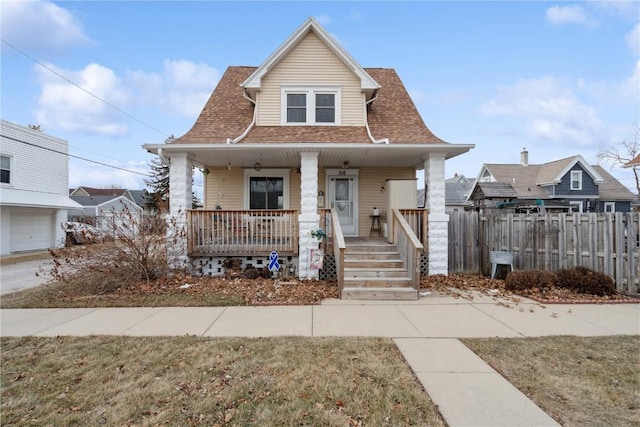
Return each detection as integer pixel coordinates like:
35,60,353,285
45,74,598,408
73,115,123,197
173,66,446,145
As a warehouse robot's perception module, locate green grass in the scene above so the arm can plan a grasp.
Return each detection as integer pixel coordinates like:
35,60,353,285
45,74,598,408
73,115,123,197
463,335,640,427
1,336,445,426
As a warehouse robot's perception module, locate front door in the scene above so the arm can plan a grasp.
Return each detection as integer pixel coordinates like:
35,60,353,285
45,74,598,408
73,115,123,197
327,172,358,236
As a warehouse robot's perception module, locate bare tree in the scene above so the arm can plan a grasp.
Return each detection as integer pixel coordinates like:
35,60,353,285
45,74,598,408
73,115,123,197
597,122,640,196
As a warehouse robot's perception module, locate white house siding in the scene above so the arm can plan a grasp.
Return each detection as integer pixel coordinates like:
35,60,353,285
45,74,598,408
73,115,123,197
0,120,78,255
257,31,364,126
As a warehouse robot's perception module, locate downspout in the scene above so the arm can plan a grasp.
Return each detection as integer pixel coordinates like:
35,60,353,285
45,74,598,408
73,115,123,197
365,89,389,145
227,90,257,144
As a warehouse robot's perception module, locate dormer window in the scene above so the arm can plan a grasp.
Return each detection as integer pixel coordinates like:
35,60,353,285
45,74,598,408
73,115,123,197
282,87,340,125
570,170,582,190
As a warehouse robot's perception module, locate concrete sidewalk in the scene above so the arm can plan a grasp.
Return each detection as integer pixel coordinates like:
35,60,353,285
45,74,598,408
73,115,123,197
2,293,638,427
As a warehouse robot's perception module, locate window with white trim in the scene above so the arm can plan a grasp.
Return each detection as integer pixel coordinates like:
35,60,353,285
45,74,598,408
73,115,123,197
569,201,583,213
570,170,582,190
282,87,340,125
0,155,10,184
604,202,615,212
243,169,290,209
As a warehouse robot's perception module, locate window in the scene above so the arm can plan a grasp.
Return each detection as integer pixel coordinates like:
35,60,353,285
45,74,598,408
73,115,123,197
286,93,306,123
569,201,583,213
282,87,340,125
243,169,290,210
315,93,335,123
249,177,283,210
570,170,582,190
0,155,10,184
604,202,615,212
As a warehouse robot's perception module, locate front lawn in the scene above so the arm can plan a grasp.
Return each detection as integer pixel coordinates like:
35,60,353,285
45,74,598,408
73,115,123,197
463,335,640,427
1,336,445,426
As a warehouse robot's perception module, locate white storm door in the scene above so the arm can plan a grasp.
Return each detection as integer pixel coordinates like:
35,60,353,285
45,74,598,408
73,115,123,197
327,172,358,236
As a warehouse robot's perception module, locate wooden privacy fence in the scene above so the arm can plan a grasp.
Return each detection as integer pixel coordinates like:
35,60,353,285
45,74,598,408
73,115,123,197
448,211,639,293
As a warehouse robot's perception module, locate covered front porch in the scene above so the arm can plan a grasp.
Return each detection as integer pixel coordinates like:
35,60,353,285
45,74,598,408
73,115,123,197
142,143,472,293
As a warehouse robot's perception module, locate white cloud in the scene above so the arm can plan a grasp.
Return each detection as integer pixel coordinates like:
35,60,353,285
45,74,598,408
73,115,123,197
626,22,640,55
34,63,130,137
580,59,640,105
481,77,604,146
69,161,150,191
128,60,219,117
545,5,595,26
0,0,93,54
33,59,218,136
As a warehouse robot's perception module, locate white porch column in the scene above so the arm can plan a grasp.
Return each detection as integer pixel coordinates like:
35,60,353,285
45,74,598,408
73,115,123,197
167,153,193,269
298,152,320,279
424,152,449,275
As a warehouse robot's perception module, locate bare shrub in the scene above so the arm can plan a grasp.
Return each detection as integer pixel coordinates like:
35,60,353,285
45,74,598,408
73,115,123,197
50,207,186,292
505,269,557,292
556,266,616,296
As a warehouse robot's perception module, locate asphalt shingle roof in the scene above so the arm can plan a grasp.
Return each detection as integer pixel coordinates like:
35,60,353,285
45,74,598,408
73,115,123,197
174,66,448,145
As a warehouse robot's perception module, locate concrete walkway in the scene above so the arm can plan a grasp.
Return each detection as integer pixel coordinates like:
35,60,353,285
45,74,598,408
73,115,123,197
2,292,639,427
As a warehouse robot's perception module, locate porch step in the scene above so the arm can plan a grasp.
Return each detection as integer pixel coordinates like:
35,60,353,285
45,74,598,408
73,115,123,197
341,287,418,300
344,267,408,279
340,237,417,300
344,259,404,268
343,276,413,288
344,251,400,261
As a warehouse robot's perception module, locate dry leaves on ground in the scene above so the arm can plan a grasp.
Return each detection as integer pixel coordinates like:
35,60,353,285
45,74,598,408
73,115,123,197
116,274,340,305
420,273,639,305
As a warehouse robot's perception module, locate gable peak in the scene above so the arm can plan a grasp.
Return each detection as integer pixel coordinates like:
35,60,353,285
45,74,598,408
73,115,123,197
242,17,379,96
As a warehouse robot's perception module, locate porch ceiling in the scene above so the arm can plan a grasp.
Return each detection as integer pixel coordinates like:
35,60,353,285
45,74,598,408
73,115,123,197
144,143,475,170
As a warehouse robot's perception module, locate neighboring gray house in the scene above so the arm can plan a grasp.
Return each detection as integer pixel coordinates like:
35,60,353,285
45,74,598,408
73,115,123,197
468,149,636,213
0,120,82,255
418,174,475,212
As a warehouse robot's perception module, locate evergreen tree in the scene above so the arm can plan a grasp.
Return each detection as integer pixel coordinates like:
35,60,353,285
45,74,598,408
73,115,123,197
144,135,203,211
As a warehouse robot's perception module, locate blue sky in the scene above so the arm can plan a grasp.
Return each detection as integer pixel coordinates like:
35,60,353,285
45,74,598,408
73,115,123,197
1,0,639,196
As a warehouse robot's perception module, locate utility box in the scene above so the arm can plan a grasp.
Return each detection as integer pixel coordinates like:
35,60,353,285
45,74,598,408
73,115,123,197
386,179,417,242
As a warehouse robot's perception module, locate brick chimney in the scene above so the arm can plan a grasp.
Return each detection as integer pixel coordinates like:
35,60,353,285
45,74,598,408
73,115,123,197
520,148,529,166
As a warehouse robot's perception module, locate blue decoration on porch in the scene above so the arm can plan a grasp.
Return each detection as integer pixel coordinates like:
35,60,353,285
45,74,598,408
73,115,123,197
268,251,280,272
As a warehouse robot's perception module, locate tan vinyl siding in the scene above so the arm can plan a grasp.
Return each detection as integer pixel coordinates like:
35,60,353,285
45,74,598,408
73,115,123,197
357,168,416,236
204,167,244,210
289,171,301,210
258,32,364,126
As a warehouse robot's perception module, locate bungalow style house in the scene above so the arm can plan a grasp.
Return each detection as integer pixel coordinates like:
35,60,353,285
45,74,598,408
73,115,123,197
468,149,636,213
143,18,474,299
0,119,81,255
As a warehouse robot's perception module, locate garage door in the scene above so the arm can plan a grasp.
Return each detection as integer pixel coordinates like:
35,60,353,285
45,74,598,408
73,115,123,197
10,210,54,252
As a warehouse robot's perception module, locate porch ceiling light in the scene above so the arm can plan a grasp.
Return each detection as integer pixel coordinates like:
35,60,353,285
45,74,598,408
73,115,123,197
342,161,349,169
254,162,262,171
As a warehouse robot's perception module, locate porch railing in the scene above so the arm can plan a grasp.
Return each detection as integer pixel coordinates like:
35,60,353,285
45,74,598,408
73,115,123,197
390,209,423,291
187,210,299,256
399,208,428,247
330,208,347,294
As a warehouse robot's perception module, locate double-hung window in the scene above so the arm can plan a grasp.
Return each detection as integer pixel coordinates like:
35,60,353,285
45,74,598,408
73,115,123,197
0,155,10,184
570,171,582,190
282,87,340,125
